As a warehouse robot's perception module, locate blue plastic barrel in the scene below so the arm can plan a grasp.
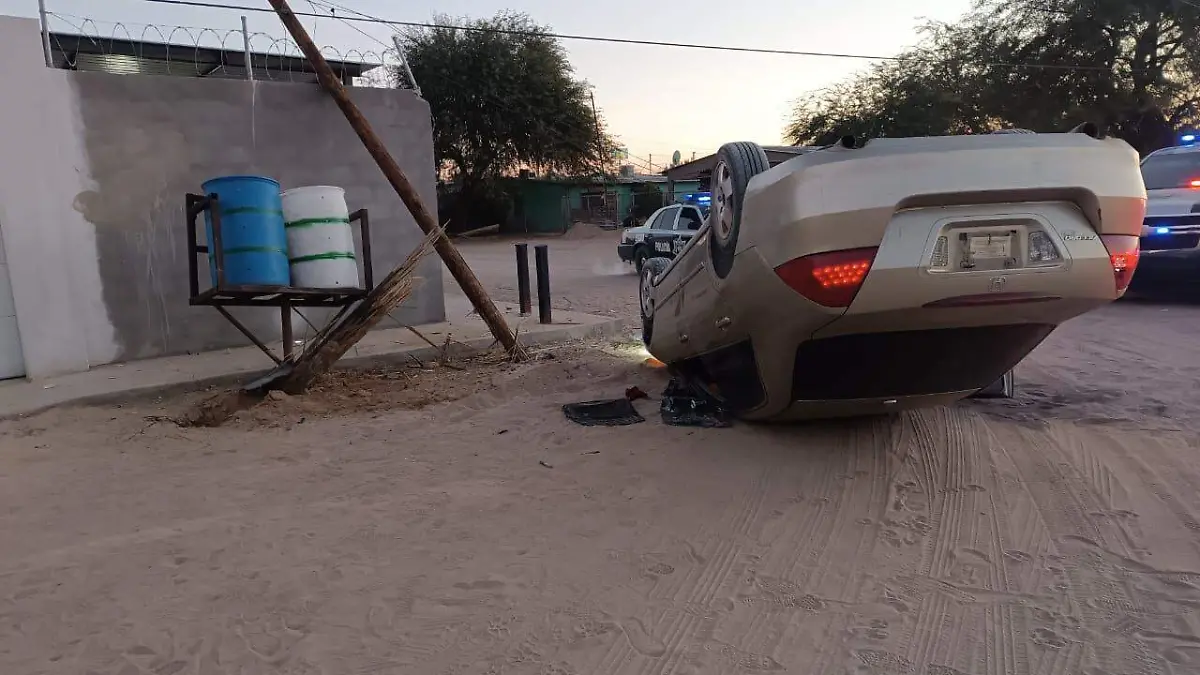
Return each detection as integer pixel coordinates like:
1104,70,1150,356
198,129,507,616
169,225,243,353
202,175,291,287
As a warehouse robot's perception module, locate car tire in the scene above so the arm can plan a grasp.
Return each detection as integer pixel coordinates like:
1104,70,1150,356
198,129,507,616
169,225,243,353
971,369,1015,399
640,256,671,347
709,141,770,279
634,245,651,273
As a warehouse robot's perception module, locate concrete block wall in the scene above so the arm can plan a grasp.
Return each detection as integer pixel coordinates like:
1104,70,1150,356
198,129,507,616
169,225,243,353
0,15,443,378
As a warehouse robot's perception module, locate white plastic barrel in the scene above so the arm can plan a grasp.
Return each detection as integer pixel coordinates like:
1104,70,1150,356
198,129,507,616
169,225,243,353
280,186,361,289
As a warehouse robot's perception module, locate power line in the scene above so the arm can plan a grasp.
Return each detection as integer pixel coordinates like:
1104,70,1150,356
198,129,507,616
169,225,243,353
47,7,691,161
218,0,711,164
135,0,1120,72
303,0,393,51
43,5,778,158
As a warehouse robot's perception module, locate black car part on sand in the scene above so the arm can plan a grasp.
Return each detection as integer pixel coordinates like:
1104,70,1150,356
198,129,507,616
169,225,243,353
562,378,732,428
562,399,645,426
661,377,733,428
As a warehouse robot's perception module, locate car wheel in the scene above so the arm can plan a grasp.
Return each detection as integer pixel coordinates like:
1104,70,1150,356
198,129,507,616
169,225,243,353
634,245,651,273
709,142,770,279
640,256,670,347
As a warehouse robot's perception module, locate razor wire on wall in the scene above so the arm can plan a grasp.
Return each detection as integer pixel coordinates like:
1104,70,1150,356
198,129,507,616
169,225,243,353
41,10,404,87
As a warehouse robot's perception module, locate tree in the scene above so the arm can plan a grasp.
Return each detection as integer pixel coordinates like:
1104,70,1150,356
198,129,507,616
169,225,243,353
786,0,1200,154
395,12,617,228
629,182,665,221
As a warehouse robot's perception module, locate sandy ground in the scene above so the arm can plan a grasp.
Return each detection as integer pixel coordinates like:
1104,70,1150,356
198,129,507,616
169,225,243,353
4,227,1200,674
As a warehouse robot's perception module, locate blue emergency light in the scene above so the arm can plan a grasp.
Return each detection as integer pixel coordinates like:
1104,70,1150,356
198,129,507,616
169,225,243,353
1181,133,1197,146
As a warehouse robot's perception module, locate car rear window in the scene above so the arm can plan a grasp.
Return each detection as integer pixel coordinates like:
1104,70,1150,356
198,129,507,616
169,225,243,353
1141,152,1200,190
677,208,704,231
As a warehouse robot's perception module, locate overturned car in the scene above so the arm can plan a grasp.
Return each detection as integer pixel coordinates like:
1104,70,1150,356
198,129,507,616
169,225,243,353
638,131,1146,421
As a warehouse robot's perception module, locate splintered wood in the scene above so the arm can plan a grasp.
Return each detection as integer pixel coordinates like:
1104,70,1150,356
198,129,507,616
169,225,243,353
181,227,442,427
266,0,524,360
275,226,445,394
181,0,527,427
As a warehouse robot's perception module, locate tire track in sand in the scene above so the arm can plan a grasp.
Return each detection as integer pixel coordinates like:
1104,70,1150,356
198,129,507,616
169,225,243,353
654,423,863,674
899,407,1035,675
590,465,773,675
1099,431,1200,540
901,407,972,675
656,421,865,675
769,417,902,675
987,421,1163,675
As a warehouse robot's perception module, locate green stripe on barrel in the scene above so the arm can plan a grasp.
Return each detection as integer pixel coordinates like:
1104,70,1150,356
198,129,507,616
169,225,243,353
285,216,352,229
289,251,357,264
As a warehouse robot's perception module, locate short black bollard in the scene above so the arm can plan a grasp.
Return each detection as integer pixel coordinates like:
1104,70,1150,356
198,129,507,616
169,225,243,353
515,243,532,316
534,244,552,324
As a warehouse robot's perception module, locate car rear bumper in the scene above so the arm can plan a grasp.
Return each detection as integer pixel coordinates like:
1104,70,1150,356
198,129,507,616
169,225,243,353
790,324,1054,401
775,390,978,420
617,243,636,262
810,202,1120,341
672,324,1051,421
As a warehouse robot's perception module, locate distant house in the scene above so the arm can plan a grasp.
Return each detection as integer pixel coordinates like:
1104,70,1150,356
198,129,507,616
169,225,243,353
661,146,822,190
501,175,702,234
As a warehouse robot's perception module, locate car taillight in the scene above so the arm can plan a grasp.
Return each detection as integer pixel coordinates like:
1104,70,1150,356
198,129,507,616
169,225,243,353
1099,234,1139,294
774,247,878,307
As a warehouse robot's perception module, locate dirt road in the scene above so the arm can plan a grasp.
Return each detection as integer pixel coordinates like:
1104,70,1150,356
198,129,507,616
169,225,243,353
444,228,643,319
3,229,1200,674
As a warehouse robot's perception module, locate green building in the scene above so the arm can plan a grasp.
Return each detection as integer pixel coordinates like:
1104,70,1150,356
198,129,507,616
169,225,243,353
501,176,702,234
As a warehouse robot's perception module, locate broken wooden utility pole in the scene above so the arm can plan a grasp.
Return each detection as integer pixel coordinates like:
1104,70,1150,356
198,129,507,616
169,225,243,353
192,228,441,423
276,226,442,394
266,0,525,362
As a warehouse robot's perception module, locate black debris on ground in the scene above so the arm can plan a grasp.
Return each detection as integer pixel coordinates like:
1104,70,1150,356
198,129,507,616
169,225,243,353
660,377,732,428
562,398,646,426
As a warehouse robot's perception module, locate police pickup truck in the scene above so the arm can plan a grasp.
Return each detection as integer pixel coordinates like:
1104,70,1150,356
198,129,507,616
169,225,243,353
1133,142,1200,289
617,203,707,271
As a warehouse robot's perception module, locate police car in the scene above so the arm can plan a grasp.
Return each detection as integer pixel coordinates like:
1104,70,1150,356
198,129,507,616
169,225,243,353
617,202,708,271
1133,136,1200,287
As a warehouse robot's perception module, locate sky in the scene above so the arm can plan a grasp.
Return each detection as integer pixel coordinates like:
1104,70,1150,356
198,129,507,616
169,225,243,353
2,0,972,171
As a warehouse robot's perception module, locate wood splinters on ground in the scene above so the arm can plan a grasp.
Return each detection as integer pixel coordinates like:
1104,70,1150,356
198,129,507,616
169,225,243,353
178,390,265,428
180,227,440,427
174,0,526,429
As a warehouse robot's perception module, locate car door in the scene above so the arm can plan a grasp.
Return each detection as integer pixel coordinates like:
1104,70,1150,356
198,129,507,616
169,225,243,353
672,206,722,351
630,207,670,250
647,206,681,257
651,206,723,355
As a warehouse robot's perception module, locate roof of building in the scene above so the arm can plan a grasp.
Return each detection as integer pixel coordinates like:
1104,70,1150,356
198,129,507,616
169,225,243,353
503,174,699,187
47,30,379,84
611,174,700,184
662,145,824,181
